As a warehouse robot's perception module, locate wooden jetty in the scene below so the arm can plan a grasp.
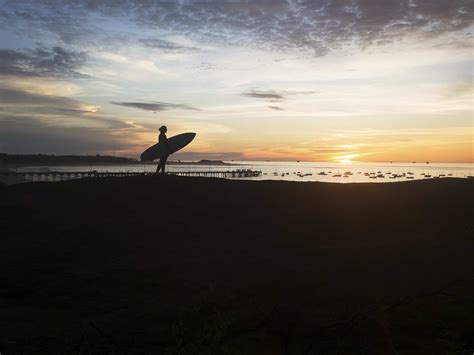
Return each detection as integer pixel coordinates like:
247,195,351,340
0,169,262,182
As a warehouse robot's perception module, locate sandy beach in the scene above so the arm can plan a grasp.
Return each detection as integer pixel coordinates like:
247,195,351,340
1,177,473,353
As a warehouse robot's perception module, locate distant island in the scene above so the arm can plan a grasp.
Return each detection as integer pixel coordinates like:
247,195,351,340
170,159,233,166
0,154,234,166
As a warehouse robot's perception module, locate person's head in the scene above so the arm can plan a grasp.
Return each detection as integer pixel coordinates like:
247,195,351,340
159,125,167,134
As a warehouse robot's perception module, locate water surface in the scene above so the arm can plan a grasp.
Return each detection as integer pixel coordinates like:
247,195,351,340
11,161,473,183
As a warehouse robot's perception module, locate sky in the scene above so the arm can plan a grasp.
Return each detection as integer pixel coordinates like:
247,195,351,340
0,0,472,163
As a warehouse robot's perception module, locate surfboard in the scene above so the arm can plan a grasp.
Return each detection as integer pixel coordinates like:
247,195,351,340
140,132,196,161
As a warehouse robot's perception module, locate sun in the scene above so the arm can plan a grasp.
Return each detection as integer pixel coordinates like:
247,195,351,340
335,154,359,164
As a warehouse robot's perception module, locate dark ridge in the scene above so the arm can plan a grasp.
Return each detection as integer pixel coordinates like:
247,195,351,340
1,153,138,166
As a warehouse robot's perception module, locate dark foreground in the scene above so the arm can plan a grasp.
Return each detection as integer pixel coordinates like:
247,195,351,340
1,177,473,354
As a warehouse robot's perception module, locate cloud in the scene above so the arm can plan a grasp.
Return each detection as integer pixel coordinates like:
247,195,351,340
111,101,200,112
114,1,474,54
0,86,132,130
241,90,284,101
0,114,140,155
139,38,200,52
55,108,97,114
0,1,103,45
268,106,285,111
241,89,317,101
440,82,473,99
193,62,218,70
2,1,472,56
0,86,81,107
0,46,89,78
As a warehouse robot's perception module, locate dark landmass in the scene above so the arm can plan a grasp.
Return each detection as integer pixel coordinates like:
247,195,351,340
1,177,473,354
171,159,232,166
166,159,234,166
1,154,234,166
1,153,138,166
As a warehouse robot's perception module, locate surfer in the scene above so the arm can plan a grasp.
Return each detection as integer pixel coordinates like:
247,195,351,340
156,126,169,174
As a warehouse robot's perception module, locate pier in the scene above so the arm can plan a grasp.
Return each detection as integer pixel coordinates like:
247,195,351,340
0,169,262,182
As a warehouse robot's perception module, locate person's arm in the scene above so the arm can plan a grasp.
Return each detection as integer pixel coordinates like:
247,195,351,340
162,135,171,152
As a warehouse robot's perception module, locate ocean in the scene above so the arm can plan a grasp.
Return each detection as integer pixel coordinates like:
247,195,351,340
10,161,474,183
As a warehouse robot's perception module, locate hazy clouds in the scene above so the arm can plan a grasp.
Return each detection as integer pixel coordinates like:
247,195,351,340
139,38,200,53
241,90,285,101
111,101,200,112
1,0,472,55
0,47,89,78
241,89,317,102
0,114,138,154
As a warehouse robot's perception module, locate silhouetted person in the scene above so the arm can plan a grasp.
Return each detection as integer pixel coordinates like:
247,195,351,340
156,125,169,174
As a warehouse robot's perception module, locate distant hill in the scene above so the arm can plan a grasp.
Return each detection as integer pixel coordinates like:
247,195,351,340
1,154,138,166
169,160,232,166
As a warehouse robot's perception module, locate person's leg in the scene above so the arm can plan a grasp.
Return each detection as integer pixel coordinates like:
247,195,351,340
160,155,168,174
157,158,164,174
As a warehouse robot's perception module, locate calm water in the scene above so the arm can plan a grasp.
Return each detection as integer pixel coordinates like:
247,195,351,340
11,161,474,183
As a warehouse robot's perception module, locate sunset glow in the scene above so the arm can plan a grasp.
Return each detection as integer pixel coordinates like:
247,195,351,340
0,1,472,162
